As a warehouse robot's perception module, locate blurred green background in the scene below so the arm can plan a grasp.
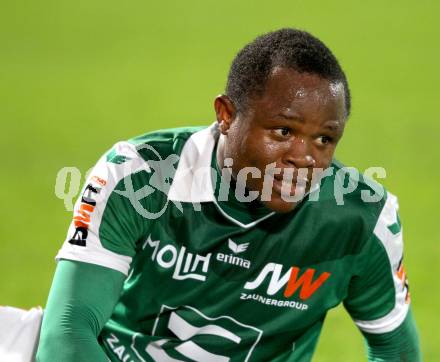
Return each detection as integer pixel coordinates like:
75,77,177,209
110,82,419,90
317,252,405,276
0,0,438,360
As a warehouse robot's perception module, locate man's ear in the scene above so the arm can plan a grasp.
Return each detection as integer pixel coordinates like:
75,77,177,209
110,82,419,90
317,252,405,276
214,95,236,135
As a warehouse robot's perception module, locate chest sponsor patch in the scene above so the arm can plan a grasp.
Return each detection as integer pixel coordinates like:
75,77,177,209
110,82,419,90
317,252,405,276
241,262,331,310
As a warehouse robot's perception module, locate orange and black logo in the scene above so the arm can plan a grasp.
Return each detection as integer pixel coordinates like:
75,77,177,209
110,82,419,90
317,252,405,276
68,183,101,246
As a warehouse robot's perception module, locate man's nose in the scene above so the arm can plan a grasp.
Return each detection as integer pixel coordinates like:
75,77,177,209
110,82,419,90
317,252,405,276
283,137,316,168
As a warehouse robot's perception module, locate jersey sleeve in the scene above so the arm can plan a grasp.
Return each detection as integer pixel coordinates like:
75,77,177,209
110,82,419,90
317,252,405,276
343,192,411,334
56,141,150,275
36,260,126,362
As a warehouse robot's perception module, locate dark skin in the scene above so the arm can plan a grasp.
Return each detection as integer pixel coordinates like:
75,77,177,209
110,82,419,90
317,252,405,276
214,67,347,213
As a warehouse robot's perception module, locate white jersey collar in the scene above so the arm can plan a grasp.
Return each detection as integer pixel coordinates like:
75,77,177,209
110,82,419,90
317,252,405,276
167,123,218,203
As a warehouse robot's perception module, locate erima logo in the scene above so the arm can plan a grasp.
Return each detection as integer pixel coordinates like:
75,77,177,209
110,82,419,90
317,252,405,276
228,239,249,254
244,263,331,300
216,253,251,269
215,239,251,269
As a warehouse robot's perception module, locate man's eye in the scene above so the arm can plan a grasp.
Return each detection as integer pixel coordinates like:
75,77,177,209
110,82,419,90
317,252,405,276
317,135,332,145
274,127,291,137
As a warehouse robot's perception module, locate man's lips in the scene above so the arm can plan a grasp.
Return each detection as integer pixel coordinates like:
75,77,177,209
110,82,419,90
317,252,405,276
273,173,309,185
272,173,310,196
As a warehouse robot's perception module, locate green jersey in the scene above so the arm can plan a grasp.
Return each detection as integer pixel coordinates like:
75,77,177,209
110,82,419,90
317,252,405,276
56,123,411,362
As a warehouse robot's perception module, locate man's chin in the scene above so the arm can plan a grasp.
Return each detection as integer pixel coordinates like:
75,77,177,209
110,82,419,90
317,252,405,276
260,197,298,214
258,185,310,213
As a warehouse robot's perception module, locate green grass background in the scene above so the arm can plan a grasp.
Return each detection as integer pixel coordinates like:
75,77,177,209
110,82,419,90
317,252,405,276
0,0,438,360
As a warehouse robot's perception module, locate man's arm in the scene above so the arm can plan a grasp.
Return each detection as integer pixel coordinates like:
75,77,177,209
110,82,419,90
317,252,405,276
36,259,125,361
344,192,421,361
37,142,150,360
361,308,421,362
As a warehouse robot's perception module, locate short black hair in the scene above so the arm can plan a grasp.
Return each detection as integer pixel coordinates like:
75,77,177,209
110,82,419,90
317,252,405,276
226,28,351,117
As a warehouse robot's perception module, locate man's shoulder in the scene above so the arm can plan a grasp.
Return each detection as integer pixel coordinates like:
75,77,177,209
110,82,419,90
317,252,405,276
93,125,209,196
128,125,207,160
328,158,389,213
308,159,395,244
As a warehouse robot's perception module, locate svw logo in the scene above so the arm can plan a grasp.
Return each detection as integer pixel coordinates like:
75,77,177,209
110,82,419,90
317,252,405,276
244,263,331,300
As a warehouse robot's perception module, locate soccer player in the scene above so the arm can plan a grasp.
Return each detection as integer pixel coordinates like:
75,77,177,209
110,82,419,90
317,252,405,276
36,28,421,361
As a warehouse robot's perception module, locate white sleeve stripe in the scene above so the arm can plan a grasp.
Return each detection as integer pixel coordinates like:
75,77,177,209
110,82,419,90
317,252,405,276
354,192,410,334
57,141,146,276
372,193,403,270
56,244,132,275
354,301,409,334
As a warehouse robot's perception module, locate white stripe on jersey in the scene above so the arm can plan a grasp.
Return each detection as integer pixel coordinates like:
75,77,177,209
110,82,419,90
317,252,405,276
56,141,148,275
354,192,410,334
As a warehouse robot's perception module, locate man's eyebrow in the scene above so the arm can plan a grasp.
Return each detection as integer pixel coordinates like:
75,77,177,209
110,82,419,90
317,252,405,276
275,114,341,130
276,112,304,122
322,121,341,131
